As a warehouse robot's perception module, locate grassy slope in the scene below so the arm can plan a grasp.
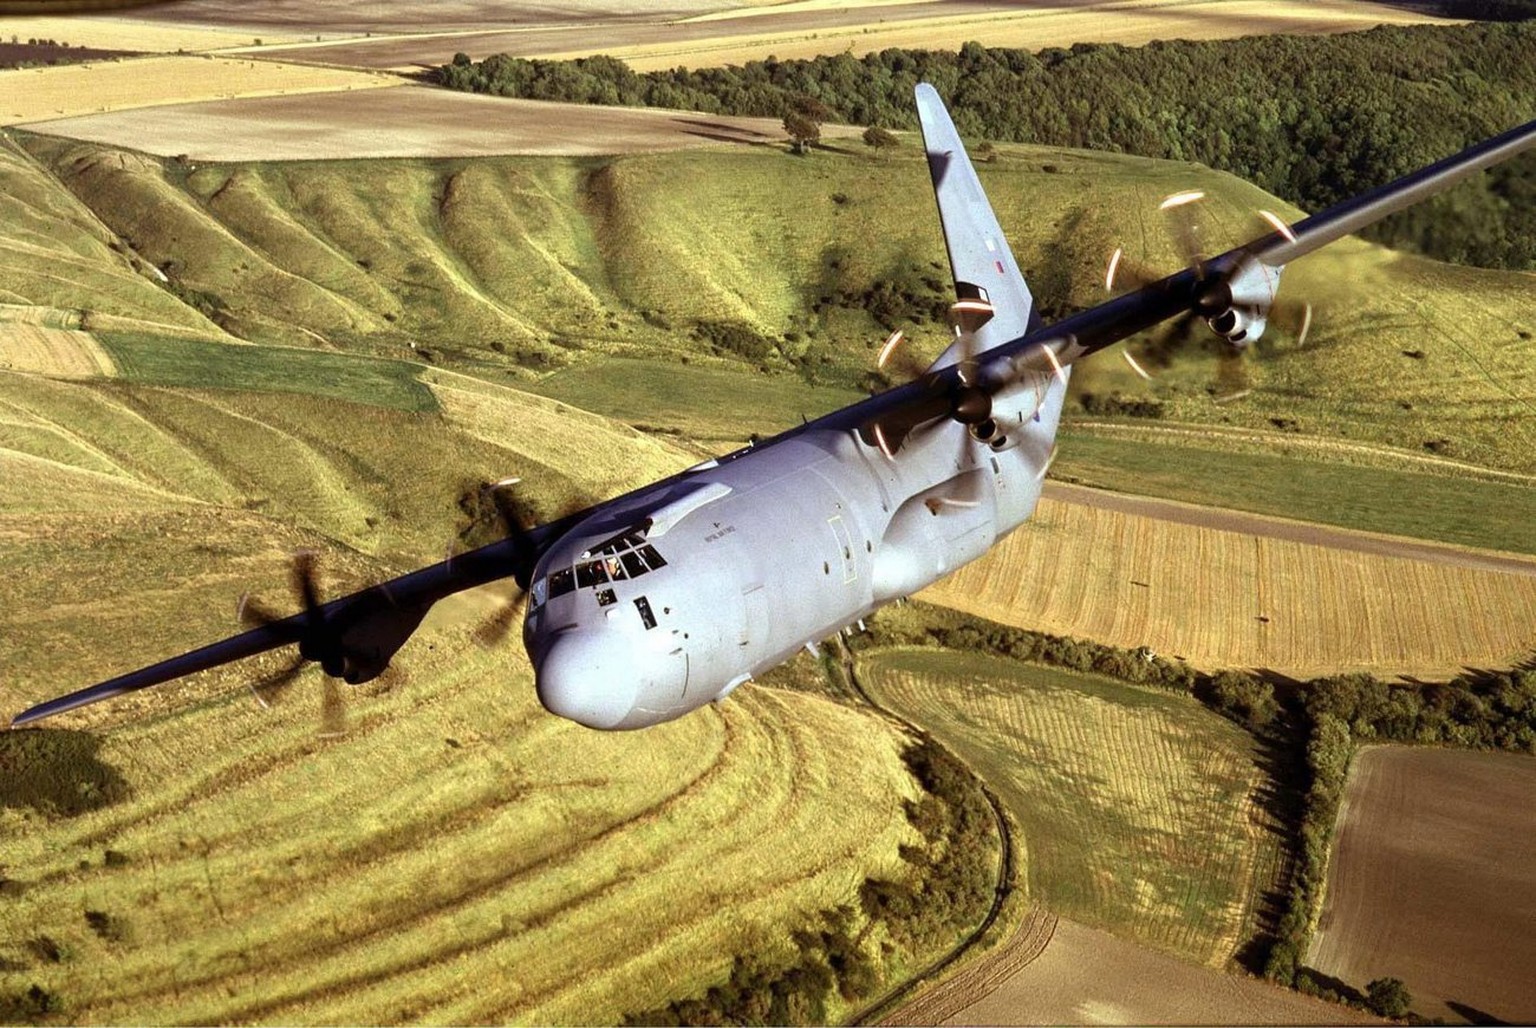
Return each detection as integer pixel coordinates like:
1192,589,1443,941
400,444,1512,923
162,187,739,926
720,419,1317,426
0,358,937,1022
4,129,1533,475
858,647,1287,968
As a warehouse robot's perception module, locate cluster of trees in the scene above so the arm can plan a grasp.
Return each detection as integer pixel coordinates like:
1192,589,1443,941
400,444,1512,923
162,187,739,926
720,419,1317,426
623,738,998,1025
1264,709,1352,984
438,21,1536,270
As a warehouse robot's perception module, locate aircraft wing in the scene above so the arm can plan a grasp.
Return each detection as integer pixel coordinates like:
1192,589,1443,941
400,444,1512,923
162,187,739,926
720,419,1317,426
978,111,1536,384
9,525,560,729
915,82,1039,359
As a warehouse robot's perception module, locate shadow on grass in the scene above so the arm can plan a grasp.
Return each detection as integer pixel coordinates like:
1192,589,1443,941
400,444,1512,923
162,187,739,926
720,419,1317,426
1447,1000,1510,1026
0,729,130,818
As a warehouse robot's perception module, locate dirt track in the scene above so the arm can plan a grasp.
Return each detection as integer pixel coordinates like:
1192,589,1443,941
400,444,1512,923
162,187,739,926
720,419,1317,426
22,85,858,159
1043,481,1536,579
938,918,1377,1025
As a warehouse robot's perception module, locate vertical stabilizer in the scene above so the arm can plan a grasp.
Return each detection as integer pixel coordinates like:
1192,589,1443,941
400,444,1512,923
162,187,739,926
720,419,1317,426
914,83,1038,368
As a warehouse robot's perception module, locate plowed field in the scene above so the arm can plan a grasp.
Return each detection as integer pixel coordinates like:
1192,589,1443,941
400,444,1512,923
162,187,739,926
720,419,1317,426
1308,746,1536,1024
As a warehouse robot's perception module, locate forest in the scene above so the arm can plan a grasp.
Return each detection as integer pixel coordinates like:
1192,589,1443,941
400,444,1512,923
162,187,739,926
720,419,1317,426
438,21,1536,271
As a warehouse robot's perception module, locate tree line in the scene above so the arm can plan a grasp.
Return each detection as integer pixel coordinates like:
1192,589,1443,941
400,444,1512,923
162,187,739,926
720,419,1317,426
437,21,1536,271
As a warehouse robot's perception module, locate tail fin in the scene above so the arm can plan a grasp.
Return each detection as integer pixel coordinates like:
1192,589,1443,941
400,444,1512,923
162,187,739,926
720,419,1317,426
914,83,1040,370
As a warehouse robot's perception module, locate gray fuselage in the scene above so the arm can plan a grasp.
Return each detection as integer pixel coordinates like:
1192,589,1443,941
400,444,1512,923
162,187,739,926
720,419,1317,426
523,364,1067,729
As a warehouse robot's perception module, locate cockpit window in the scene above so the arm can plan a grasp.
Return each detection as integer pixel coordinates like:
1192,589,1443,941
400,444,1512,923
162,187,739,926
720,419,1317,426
530,531,669,609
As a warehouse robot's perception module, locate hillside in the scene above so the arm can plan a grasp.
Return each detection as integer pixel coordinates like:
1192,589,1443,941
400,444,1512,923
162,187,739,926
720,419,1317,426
3,132,1535,473
0,335,980,1022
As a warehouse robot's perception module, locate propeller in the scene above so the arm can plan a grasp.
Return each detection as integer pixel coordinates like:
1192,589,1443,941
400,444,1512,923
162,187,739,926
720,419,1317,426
237,551,359,734
468,478,534,647
1103,192,1316,398
863,304,1025,510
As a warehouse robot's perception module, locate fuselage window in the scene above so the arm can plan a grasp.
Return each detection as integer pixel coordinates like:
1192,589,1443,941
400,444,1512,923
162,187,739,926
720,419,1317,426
635,596,657,630
576,561,609,588
549,568,576,598
530,578,549,607
596,587,617,607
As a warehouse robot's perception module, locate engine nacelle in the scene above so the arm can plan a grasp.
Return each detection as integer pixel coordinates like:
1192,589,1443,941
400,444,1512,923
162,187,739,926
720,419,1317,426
1207,305,1267,346
1200,256,1283,346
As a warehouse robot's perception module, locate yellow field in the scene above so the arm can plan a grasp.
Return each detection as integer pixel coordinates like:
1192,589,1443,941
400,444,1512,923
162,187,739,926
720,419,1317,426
542,0,1454,71
1,55,400,126
0,352,943,1021
0,317,115,378
0,627,924,1023
859,648,1288,967
920,497,1536,680
0,16,282,53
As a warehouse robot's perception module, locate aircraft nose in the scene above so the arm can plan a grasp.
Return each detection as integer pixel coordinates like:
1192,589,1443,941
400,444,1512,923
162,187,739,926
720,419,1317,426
535,632,638,730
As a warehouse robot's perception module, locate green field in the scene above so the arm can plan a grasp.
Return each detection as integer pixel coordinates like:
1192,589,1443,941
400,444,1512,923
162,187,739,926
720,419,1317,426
858,647,1289,968
1054,424,1536,556
99,332,438,412
0,633,928,1023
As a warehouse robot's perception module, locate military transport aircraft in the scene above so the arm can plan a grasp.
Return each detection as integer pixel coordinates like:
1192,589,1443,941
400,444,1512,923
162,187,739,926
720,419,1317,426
13,86,1536,731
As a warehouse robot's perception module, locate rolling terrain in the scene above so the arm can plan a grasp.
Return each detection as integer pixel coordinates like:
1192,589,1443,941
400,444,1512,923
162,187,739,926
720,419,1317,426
0,343,975,1023
1,70,1533,1024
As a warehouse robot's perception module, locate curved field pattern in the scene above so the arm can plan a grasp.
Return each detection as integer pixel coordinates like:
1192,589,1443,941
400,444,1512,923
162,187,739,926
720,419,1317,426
858,648,1287,967
0,640,920,1022
1309,746,1536,1024
922,496,1536,680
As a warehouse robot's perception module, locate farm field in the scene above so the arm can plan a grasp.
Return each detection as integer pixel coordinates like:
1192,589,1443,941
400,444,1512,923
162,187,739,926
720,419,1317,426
1308,746,1536,1024
856,648,1287,967
0,16,275,54
1054,423,1536,557
919,492,1536,680
0,624,926,1023
0,55,399,126
938,917,1375,1025
22,87,856,162
530,0,1454,73
121,0,1452,72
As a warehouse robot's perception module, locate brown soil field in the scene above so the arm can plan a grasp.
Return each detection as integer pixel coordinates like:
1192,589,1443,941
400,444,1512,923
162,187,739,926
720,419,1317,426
1,55,399,126
938,917,1375,1025
121,0,769,34
919,484,1536,680
0,323,116,377
883,906,1061,1027
213,0,1452,72
1308,746,1536,1024
22,85,858,160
